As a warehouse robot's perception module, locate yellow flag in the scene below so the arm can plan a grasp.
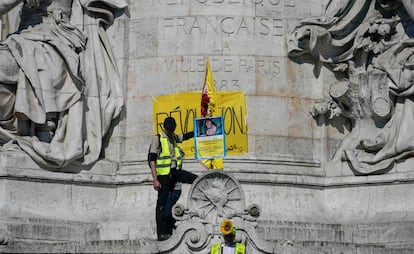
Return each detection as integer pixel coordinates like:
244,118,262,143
200,58,223,169
201,59,218,117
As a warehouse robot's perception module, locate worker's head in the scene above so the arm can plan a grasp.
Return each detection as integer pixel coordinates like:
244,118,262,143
163,117,177,133
220,219,236,244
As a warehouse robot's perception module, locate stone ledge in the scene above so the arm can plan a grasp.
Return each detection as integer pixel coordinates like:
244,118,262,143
258,221,414,244
2,151,414,188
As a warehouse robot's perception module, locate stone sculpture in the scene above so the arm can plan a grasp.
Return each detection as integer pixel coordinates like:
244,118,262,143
288,0,414,175
0,0,127,169
133,171,306,254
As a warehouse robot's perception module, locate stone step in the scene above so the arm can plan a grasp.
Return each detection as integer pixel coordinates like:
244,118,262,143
2,238,414,253
1,217,99,243
0,239,80,253
2,218,414,253
258,221,414,244
80,239,153,254
80,240,414,254
295,241,414,254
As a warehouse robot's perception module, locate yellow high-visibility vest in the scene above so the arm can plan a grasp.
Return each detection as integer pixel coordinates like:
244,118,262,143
156,134,182,175
210,243,246,254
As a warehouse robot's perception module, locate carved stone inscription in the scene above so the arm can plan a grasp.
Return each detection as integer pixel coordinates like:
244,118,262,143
132,0,293,92
163,56,281,92
154,0,294,56
162,16,283,37
165,57,280,75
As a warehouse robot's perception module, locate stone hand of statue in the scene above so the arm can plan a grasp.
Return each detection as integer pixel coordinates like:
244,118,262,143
25,0,41,8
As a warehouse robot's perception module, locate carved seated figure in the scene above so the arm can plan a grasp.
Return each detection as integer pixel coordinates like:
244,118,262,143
0,0,85,142
0,0,127,169
288,0,414,174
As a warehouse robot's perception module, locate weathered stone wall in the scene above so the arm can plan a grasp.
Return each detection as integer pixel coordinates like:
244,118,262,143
2,1,414,253
122,0,343,170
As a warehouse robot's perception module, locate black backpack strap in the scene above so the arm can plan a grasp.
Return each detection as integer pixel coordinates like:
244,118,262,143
156,133,161,153
148,134,162,168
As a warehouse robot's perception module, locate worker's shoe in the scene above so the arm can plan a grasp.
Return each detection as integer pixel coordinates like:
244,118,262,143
158,234,171,241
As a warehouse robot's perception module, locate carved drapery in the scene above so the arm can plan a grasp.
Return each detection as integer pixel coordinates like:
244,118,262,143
0,0,127,169
289,0,414,175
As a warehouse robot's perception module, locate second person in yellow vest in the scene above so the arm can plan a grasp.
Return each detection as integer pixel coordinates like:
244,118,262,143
210,219,246,254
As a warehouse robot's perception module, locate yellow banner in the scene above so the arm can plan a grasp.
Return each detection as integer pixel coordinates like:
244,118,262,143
153,91,247,157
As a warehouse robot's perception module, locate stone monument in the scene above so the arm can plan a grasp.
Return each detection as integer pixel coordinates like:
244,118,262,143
0,0,414,253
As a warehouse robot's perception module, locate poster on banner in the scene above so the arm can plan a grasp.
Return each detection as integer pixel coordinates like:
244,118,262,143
194,116,226,160
153,91,247,157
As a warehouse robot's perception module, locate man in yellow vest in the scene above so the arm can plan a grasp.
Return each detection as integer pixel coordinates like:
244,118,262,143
149,117,197,241
210,219,246,254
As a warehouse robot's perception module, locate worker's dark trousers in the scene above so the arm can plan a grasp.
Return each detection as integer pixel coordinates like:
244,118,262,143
156,169,198,239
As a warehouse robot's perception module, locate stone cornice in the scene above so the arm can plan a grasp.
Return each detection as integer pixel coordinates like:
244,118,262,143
1,152,414,189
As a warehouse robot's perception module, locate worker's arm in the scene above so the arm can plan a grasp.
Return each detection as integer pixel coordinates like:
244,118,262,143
183,131,194,141
149,160,160,191
149,135,161,191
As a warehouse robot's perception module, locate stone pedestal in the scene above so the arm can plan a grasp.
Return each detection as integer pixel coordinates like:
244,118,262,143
1,157,414,253
2,0,414,253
